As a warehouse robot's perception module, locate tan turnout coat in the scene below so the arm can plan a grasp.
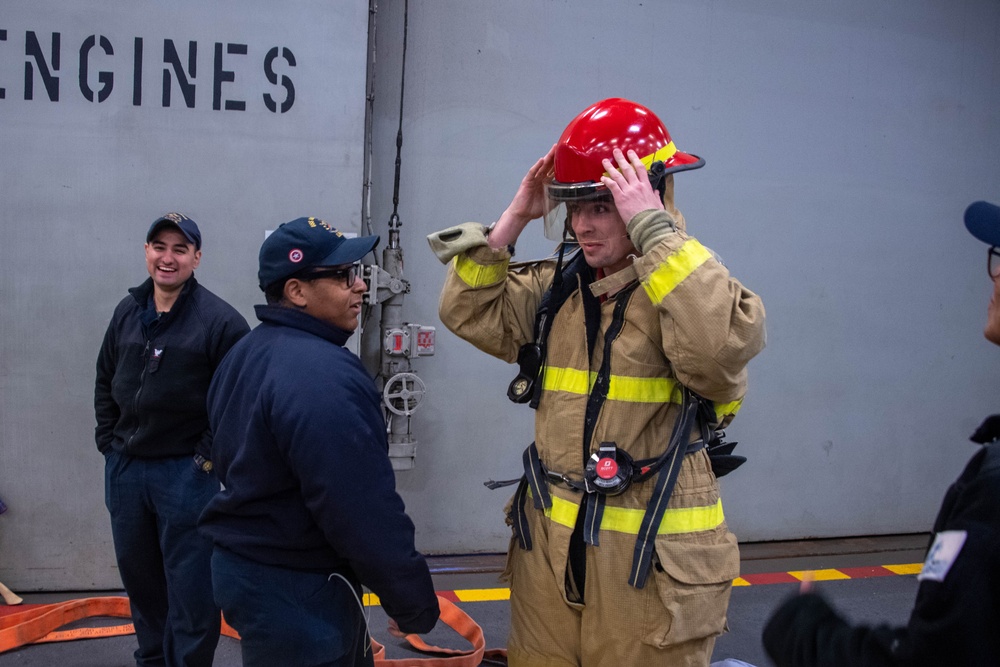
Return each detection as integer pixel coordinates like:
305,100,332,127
435,208,766,666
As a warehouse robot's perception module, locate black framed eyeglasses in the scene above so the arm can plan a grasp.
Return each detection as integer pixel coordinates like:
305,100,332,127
301,263,361,287
989,248,1000,279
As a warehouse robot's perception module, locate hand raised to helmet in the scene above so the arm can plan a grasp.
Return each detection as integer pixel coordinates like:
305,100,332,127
600,148,665,224
508,145,556,222
488,146,555,251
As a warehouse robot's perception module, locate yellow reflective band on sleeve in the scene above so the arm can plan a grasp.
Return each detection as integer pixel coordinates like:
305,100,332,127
642,238,713,303
452,254,508,288
714,398,743,421
544,494,725,536
541,366,595,395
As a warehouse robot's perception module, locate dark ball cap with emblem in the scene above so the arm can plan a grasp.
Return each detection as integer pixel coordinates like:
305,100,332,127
965,201,1000,246
147,212,202,250
258,216,380,291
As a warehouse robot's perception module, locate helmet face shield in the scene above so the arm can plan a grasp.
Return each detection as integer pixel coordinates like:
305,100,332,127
542,181,614,241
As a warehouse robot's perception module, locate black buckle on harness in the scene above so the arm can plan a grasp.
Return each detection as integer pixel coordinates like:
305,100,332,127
507,343,543,404
706,430,745,478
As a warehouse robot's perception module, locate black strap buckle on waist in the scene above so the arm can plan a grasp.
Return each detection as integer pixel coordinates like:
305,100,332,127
496,443,552,551
508,392,704,588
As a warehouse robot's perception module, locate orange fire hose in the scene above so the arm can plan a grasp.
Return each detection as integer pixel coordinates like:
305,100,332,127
0,594,506,666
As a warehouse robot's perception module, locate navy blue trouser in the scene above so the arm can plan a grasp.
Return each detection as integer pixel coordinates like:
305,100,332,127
104,452,221,667
211,547,374,667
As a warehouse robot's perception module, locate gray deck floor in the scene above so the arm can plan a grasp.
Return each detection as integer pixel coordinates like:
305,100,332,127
0,534,929,666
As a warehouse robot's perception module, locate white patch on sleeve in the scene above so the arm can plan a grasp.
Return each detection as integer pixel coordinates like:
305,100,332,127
917,530,967,582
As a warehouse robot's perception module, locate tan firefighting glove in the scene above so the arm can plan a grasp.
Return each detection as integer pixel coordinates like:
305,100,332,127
427,222,490,264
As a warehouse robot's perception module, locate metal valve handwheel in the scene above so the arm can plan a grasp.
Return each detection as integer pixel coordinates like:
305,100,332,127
382,372,426,416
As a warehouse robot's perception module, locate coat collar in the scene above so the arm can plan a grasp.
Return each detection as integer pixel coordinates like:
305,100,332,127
254,304,353,347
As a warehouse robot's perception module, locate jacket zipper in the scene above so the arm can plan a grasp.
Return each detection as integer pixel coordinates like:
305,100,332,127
124,339,151,454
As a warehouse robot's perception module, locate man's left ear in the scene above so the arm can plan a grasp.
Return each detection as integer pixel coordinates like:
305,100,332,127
283,277,309,308
193,249,202,268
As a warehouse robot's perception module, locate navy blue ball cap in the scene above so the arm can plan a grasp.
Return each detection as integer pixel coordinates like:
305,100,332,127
258,217,379,291
964,201,1000,246
147,212,202,250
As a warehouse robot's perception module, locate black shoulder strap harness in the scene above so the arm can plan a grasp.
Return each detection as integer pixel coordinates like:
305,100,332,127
487,245,745,589
506,246,593,406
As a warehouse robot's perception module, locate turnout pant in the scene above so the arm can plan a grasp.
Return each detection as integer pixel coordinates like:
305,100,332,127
505,450,740,667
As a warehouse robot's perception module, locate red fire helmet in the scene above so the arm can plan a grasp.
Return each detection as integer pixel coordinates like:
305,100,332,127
547,97,703,203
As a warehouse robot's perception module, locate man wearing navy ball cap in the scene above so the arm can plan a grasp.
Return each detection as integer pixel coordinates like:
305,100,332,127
199,217,439,667
761,201,1000,666
95,212,249,667
965,201,1000,345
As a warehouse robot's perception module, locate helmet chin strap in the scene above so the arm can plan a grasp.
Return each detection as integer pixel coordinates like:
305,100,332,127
648,160,668,199
553,229,572,292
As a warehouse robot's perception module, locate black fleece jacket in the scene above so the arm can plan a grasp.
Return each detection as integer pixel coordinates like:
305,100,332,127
94,276,250,459
763,436,1000,667
198,305,439,635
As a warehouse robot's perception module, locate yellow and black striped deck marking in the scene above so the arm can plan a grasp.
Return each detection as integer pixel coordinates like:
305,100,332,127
359,563,924,606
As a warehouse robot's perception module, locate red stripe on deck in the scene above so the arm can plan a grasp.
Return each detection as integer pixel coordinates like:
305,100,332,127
837,566,896,579
740,572,799,585
434,590,460,603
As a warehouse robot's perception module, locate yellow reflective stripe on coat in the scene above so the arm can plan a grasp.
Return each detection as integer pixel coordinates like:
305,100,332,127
545,494,725,536
542,366,683,404
540,366,593,394
607,375,682,403
643,238,713,303
453,254,508,288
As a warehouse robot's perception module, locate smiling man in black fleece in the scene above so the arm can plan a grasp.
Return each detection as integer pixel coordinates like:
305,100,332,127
198,217,439,667
95,212,250,667
762,201,1000,667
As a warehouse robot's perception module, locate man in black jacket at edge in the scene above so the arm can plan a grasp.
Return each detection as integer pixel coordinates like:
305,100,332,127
95,213,250,667
762,201,1000,666
198,217,439,667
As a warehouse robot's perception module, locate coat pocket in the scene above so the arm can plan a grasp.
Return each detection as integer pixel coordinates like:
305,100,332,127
642,530,740,648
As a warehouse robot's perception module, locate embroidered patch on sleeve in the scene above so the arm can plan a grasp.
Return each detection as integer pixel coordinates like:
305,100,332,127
917,530,967,582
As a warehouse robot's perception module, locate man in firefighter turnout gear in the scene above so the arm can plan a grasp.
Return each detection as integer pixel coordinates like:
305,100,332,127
429,98,766,666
